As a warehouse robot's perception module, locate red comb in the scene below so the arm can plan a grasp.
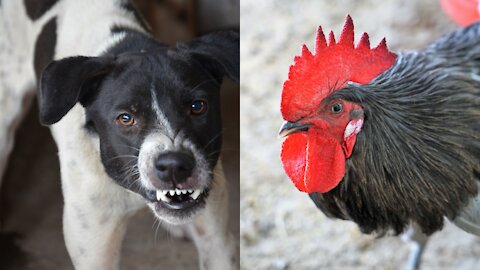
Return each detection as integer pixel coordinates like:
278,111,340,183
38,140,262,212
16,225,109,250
281,15,397,121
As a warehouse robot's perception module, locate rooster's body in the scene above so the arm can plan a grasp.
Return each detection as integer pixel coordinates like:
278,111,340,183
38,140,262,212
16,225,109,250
280,17,480,237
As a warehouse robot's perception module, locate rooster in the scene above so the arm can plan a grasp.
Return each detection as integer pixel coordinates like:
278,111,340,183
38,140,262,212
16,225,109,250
279,15,480,268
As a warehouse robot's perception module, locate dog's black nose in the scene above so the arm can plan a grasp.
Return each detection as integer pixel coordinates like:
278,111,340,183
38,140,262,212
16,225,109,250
155,152,195,184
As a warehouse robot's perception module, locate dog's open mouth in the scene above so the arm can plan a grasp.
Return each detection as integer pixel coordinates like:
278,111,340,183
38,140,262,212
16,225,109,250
150,188,209,210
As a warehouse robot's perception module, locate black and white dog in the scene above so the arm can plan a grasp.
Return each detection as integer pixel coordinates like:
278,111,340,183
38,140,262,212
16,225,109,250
0,0,238,269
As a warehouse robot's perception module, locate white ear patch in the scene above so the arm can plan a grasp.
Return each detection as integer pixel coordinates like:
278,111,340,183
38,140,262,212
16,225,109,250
344,118,364,139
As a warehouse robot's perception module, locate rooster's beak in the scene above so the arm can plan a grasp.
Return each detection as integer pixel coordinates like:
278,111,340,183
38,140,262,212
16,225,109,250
279,121,311,138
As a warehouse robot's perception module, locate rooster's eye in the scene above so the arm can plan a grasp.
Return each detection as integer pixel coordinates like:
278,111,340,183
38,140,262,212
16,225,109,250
331,103,343,114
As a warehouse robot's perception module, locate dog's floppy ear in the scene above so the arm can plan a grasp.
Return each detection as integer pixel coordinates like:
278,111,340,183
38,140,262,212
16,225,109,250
179,31,239,83
38,56,114,125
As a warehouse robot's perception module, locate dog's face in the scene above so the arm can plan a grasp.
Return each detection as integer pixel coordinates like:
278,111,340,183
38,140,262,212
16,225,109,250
87,53,223,223
38,31,238,224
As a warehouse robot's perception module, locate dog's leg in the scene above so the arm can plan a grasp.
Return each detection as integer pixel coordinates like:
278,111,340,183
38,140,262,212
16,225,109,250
57,136,145,270
187,163,238,270
63,203,128,269
62,181,144,270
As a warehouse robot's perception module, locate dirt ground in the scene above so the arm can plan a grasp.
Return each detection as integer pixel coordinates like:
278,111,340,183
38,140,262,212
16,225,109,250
240,0,480,269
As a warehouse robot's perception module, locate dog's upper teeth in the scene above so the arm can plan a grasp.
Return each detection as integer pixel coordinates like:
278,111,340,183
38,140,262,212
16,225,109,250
190,189,202,200
169,190,175,196
156,190,171,202
175,189,182,195
181,190,187,194
187,189,193,194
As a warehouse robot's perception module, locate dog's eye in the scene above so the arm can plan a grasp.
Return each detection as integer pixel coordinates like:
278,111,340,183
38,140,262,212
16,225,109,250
190,100,207,115
116,113,135,126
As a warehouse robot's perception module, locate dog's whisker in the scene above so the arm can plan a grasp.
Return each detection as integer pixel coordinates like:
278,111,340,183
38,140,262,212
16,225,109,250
120,145,141,152
151,218,160,246
120,166,141,189
188,79,217,93
116,162,141,189
153,218,164,246
125,176,142,191
107,155,139,163
205,150,223,160
118,164,139,177
202,131,224,150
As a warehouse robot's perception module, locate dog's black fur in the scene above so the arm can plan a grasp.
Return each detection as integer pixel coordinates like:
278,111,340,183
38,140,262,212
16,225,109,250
24,0,59,20
34,17,57,79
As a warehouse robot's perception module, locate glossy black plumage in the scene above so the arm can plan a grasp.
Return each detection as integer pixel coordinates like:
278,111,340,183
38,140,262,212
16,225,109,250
309,22,480,235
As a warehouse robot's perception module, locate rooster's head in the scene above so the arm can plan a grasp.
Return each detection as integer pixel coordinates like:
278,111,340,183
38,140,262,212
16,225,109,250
280,16,396,193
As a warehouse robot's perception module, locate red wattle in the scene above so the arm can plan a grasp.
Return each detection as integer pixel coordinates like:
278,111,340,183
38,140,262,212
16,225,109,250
281,129,346,194
305,129,346,193
281,132,308,192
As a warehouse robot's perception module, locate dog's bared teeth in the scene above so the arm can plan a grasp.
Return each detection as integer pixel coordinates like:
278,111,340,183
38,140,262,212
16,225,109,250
190,189,202,200
162,190,168,195
168,190,175,196
187,189,193,194
156,190,171,202
175,189,182,195
181,190,187,194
